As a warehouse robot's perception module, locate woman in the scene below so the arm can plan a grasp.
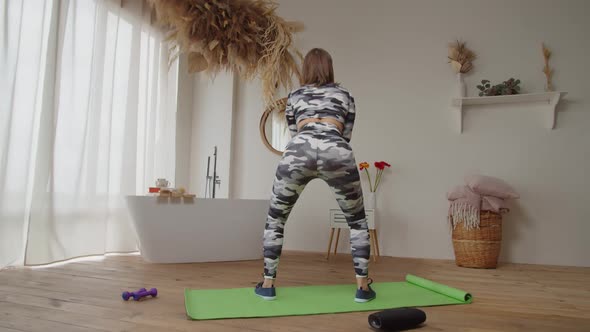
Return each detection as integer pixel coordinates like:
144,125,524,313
255,48,376,303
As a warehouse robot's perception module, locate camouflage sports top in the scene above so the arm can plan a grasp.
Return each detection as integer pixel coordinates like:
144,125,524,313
285,83,357,142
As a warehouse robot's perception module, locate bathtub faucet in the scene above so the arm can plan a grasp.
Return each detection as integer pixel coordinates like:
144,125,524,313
205,146,221,198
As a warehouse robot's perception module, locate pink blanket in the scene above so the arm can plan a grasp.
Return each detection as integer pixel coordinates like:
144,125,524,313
447,177,516,229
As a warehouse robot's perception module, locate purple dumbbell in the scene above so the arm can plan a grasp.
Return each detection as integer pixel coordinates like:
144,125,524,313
122,288,145,301
122,288,157,301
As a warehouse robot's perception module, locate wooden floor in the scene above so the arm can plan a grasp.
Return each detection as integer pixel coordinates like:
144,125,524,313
0,252,589,332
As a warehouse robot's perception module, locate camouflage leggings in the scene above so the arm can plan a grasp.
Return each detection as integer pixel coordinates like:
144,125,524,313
263,122,370,279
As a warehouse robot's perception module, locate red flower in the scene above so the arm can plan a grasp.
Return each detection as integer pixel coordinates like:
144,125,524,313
374,161,391,170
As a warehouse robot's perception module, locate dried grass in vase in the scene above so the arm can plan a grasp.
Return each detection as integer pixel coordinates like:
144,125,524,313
147,0,304,108
448,40,476,74
542,43,554,91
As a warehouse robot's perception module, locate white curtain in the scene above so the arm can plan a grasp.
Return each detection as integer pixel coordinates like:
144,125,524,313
1,0,177,268
271,110,290,151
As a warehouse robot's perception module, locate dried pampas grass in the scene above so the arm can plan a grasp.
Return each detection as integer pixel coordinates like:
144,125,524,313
448,40,476,74
542,43,554,91
147,0,303,108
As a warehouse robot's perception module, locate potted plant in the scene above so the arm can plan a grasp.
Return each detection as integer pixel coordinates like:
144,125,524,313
448,40,477,97
359,161,391,209
477,78,521,96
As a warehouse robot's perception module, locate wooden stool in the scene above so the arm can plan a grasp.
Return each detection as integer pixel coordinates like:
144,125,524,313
327,209,380,262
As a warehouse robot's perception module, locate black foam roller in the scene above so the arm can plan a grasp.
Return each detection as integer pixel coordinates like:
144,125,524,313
368,308,426,331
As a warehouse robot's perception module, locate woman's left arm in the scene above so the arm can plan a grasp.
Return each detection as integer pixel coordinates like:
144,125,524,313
285,94,298,138
342,94,356,143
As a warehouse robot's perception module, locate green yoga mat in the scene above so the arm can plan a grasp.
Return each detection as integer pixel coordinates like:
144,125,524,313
184,274,472,320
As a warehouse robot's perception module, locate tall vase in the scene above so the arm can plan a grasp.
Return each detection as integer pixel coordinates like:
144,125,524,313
366,191,376,210
456,73,466,97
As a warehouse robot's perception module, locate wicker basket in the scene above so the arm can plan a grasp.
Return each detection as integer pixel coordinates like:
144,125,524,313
452,211,502,268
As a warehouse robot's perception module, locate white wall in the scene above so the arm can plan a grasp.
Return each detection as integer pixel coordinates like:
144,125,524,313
175,56,193,190
228,0,590,267
175,54,236,197
188,71,235,198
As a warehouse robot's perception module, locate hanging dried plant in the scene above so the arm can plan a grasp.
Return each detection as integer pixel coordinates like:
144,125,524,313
448,40,476,74
147,0,304,108
542,43,554,91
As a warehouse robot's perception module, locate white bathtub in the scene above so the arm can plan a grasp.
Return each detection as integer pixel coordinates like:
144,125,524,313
125,196,269,263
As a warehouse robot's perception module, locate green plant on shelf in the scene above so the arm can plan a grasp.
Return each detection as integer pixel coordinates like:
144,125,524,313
477,78,521,96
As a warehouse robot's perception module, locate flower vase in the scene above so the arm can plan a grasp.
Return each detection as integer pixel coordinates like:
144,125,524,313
456,73,466,97
366,192,376,210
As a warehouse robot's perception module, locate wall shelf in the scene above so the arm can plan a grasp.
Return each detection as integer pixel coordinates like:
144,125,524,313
450,91,567,133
